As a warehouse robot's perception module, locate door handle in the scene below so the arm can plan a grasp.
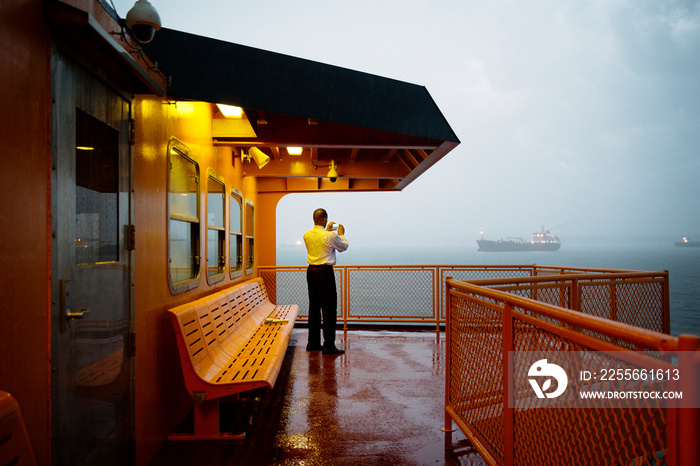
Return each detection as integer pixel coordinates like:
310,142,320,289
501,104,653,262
66,309,91,319
60,279,91,331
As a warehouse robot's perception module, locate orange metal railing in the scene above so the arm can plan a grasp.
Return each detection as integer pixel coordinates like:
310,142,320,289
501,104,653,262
259,265,670,332
260,264,696,463
261,265,442,329
444,277,700,466
466,270,671,334
261,264,545,330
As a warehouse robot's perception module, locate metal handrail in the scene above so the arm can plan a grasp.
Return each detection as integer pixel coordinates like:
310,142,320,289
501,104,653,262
444,277,700,466
259,264,670,333
449,278,675,351
465,270,671,334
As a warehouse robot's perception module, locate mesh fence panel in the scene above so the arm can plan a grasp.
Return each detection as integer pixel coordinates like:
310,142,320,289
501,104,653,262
448,291,505,462
510,304,669,465
478,273,668,334
579,279,666,333
260,267,343,319
439,266,534,320
347,267,435,319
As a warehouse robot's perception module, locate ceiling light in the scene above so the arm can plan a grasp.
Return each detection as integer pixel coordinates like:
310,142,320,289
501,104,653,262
287,147,303,156
217,104,244,118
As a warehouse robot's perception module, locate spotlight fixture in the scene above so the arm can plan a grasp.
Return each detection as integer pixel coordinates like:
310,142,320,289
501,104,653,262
242,147,270,169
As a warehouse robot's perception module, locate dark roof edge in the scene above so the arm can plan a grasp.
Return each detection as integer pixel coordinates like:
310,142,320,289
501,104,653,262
144,28,459,143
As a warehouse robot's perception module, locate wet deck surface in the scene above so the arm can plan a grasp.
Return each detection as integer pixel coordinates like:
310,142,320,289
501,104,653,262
150,328,486,465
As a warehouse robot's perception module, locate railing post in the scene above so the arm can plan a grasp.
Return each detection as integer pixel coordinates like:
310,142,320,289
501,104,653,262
571,278,579,312
677,335,700,465
342,265,348,331
503,301,514,466
609,278,618,322
435,266,440,333
663,270,671,334
559,278,566,308
444,277,453,432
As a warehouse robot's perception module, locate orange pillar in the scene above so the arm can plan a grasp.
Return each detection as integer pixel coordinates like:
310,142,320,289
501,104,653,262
257,192,288,267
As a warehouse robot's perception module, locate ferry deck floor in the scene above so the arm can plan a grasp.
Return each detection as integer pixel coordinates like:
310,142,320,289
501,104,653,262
150,328,486,465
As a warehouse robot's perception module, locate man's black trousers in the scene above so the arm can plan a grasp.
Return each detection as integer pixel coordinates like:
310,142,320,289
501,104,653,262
306,264,338,348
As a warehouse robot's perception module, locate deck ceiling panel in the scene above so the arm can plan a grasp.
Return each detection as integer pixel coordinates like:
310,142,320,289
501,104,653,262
142,28,459,191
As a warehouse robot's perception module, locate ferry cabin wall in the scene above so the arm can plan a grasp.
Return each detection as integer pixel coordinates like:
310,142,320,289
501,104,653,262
0,1,283,464
132,96,277,463
0,1,52,464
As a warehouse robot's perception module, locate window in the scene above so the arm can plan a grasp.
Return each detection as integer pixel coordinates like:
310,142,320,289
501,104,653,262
167,138,200,293
245,199,254,274
229,188,243,279
206,170,226,284
75,109,119,265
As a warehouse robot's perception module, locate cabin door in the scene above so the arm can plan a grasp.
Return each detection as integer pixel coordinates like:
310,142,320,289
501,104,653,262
50,53,133,465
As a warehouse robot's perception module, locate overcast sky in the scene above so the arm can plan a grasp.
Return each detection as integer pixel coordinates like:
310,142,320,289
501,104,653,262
114,0,700,245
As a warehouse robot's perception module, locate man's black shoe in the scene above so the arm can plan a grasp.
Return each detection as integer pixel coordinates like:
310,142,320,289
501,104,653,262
306,344,323,351
322,347,345,355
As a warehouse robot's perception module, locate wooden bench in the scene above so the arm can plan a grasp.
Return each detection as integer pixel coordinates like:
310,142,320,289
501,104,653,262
168,277,299,440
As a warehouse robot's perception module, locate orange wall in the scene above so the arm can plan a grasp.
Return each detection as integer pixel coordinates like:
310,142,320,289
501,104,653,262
132,97,269,463
0,1,51,464
0,2,286,464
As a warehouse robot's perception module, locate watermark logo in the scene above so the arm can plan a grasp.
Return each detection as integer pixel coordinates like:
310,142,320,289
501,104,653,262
528,359,568,399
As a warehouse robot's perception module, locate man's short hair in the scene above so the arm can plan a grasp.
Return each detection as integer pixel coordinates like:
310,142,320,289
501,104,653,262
313,208,327,223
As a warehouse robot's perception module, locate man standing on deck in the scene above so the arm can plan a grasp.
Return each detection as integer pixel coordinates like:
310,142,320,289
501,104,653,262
304,208,348,355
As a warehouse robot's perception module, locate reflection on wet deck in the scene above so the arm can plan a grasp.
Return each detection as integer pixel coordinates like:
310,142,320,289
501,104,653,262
151,328,485,465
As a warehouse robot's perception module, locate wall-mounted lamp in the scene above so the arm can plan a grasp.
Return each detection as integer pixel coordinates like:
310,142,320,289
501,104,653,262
242,147,270,169
286,147,303,156
125,0,161,44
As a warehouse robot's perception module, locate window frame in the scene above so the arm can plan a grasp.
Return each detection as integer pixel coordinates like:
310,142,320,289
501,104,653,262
205,169,226,285
244,199,255,275
167,137,201,294
229,187,244,279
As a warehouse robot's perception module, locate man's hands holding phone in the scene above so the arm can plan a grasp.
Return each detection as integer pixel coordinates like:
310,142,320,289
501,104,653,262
326,222,345,236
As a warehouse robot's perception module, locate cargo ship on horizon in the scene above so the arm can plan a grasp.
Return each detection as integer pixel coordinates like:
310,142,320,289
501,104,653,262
675,237,700,247
477,227,561,252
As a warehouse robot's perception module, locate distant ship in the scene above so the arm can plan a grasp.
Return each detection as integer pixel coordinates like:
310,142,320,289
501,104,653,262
674,237,700,247
477,227,561,252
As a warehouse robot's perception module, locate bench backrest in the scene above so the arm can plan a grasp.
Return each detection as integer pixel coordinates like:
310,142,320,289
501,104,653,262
169,278,275,389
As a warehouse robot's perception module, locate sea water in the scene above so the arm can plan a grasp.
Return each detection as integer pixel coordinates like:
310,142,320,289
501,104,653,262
278,237,700,337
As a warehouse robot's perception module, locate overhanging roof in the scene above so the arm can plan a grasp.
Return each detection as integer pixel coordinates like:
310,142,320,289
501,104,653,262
143,28,460,191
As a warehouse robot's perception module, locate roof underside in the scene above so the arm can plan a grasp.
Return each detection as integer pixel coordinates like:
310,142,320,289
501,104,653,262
143,28,460,192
